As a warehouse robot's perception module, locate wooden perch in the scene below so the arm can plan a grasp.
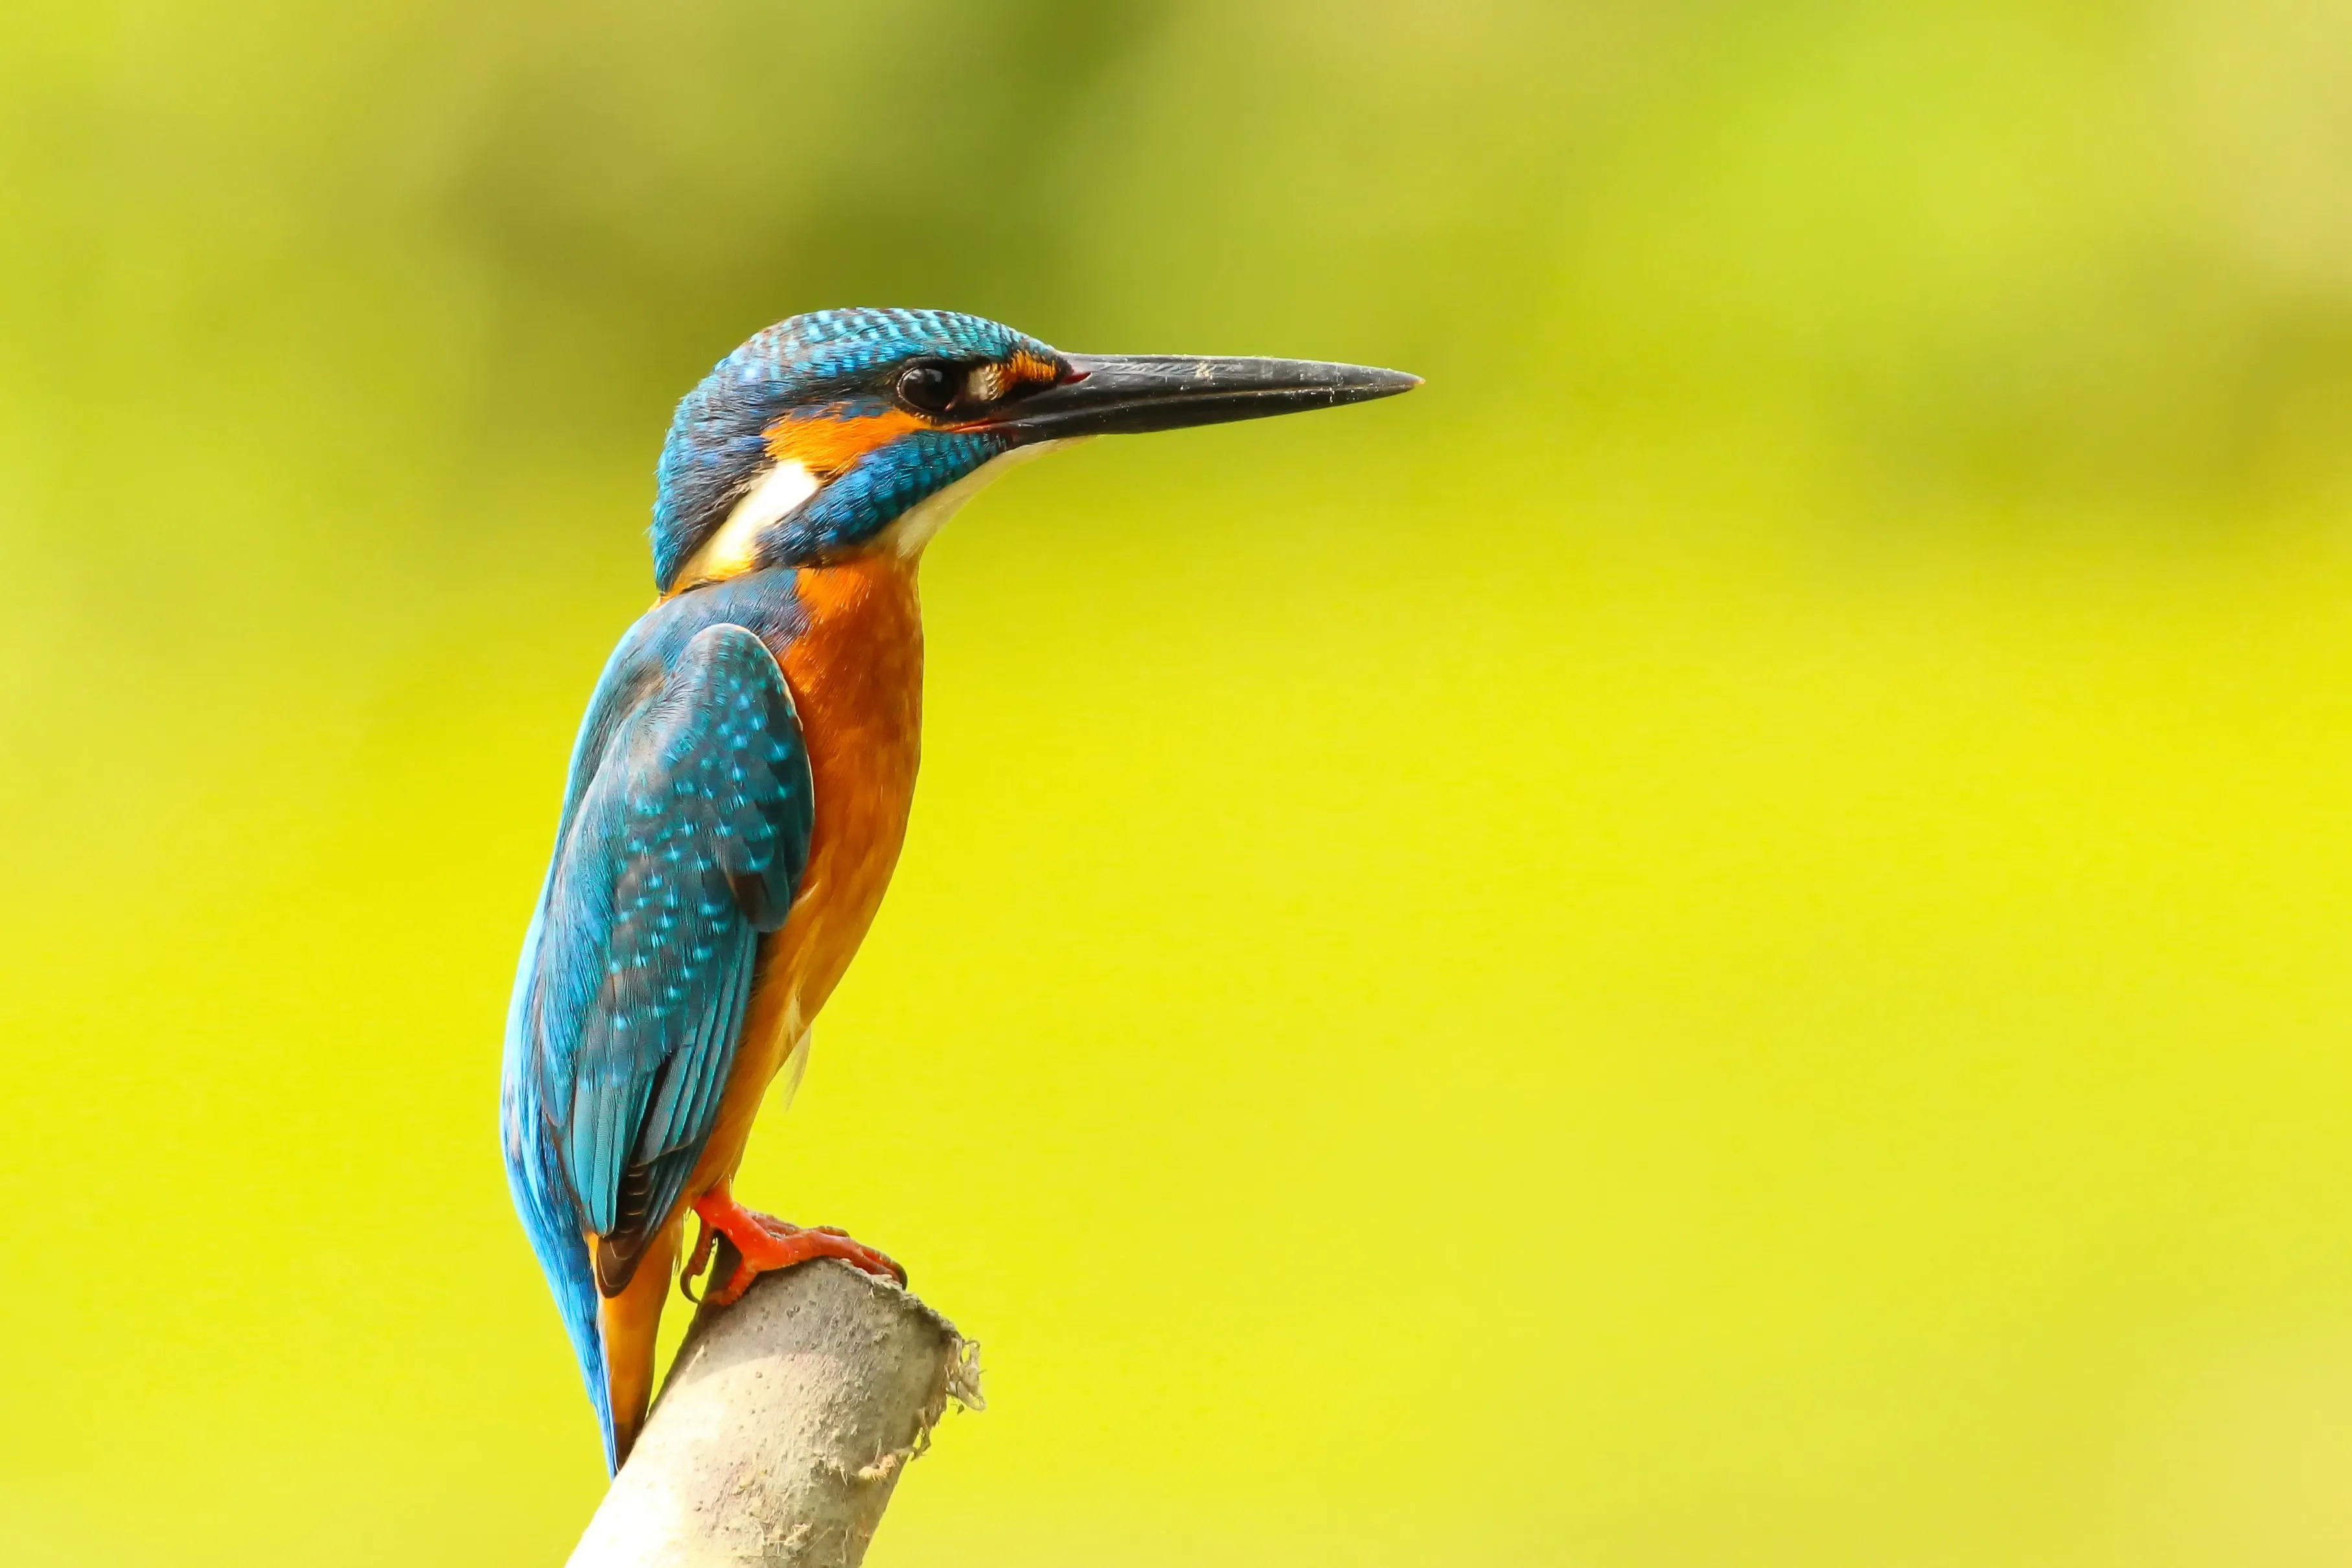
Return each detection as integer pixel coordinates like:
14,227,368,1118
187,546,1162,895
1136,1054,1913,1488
568,1249,983,1567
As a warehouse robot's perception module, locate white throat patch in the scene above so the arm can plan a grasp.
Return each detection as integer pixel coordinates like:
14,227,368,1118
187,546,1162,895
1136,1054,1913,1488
878,438,1085,558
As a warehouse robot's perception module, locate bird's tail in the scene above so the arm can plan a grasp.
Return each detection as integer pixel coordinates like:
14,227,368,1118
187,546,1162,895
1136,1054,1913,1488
504,902,629,1468
596,1223,680,1468
505,1114,624,1470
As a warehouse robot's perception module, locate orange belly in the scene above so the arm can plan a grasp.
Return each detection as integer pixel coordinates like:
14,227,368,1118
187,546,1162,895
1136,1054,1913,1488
684,549,926,1199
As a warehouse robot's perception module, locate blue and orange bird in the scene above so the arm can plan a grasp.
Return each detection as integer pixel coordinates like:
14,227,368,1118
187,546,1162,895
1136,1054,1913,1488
500,308,1417,1470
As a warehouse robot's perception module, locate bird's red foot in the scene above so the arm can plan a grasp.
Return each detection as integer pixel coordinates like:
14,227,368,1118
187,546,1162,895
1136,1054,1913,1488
681,1184,906,1308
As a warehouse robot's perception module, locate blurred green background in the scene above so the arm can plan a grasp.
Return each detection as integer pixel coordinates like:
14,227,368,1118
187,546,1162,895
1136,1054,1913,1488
6,1,2352,1563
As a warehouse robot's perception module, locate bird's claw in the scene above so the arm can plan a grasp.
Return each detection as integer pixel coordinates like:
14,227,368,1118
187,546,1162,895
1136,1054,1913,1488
678,1211,720,1303
679,1185,906,1308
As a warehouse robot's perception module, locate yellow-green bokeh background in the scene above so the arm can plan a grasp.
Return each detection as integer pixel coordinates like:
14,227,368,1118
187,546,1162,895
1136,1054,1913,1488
9,2,2352,1562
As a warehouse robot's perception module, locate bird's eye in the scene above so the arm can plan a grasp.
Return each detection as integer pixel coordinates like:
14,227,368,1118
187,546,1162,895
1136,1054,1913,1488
895,362,963,415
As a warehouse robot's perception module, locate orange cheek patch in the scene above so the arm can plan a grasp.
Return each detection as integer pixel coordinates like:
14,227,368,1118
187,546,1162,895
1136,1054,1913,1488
765,408,927,481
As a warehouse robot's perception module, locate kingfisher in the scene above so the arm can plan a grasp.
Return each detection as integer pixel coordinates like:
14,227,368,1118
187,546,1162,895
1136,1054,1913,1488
500,307,1417,1470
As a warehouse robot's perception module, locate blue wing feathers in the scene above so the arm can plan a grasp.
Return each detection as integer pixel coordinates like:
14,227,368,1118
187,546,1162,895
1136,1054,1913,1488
500,586,813,1469
548,623,810,1258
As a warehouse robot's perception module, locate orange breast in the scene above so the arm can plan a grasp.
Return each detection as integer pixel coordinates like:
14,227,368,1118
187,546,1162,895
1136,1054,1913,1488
684,549,925,1194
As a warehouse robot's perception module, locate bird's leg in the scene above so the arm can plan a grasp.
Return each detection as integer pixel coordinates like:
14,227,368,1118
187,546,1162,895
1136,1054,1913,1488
688,1182,906,1309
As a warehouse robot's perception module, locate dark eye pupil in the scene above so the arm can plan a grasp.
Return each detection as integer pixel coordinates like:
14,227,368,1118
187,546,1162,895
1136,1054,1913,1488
899,363,958,413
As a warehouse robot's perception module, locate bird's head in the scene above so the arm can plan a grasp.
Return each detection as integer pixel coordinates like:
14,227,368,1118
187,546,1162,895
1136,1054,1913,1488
650,307,1418,594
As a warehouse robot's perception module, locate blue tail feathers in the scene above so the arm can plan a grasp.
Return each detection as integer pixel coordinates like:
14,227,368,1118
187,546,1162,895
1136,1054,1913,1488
502,899,622,1471
505,1119,618,1470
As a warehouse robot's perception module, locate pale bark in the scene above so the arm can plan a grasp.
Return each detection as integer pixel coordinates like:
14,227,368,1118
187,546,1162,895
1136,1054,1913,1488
567,1254,982,1567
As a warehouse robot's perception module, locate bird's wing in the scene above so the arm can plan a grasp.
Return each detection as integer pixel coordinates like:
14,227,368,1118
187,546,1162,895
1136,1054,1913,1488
520,622,812,1296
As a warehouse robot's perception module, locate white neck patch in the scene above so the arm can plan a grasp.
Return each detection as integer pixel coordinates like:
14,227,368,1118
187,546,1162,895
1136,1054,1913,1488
673,459,822,589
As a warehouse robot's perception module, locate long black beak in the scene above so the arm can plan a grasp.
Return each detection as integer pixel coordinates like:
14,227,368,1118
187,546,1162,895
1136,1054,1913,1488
986,354,1420,441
